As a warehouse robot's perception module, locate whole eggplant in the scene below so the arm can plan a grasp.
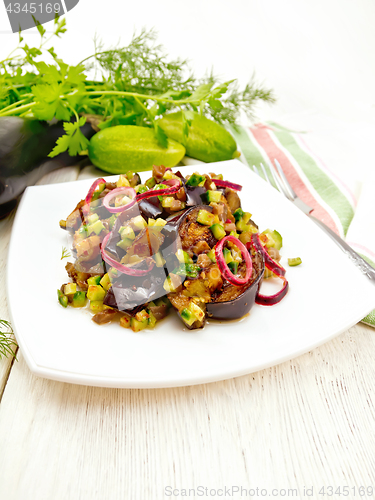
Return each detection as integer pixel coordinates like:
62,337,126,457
0,117,96,218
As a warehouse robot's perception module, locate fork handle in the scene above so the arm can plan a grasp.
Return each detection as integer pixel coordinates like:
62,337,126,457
309,215,375,282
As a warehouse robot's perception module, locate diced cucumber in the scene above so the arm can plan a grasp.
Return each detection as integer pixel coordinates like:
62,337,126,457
206,190,222,203
149,218,167,231
57,289,68,308
154,218,167,227
207,249,216,262
90,300,104,313
262,229,283,250
175,263,201,278
180,307,196,327
132,215,147,230
120,315,131,328
288,257,302,267
235,219,249,233
161,196,174,208
147,311,157,328
87,220,105,235
116,174,130,187
108,214,117,229
130,318,148,333
135,309,150,323
116,238,133,250
145,177,156,189
63,283,77,296
154,252,166,267
223,247,233,264
87,285,106,301
210,223,226,240
176,249,193,264
197,210,216,226
242,212,252,224
87,213,99,224
119,226,135,240
163,170,180,181
131,311,149,332
100,273,112,290
233,208,245,222
186,172,206,187
87,275,101,286
72,291,87,307
135,184,148,194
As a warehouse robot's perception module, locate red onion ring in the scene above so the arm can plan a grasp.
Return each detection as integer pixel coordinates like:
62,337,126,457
85,178,106,206
103,186,137,214
249,233,286,277
136,179,181,201
83,178,106,215
212,179,242,191
100,233,154,276
255,275,289,306
215,235,252,286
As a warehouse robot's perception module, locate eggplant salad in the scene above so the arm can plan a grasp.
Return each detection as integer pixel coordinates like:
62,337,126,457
58,166,289,332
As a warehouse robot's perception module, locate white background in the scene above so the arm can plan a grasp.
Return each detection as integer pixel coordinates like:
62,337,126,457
1,0,375,124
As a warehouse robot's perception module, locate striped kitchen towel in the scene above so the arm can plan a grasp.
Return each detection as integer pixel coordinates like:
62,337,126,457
228,121,375,327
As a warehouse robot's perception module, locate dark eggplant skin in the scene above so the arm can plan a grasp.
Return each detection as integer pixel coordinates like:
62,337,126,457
103,267,167,312
0,117,96,218
206,252,265,320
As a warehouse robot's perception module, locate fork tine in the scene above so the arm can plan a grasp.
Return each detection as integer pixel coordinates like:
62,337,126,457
259,162,271,185
274,159,297,200
267,162,289,197
251,164,260,176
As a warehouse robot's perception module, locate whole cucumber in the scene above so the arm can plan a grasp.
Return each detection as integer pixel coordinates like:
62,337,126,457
88,125,186,174
158,112,240,163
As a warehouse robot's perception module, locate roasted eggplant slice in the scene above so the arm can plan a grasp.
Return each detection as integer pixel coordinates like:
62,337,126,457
206,251,264,320
161,205,216,256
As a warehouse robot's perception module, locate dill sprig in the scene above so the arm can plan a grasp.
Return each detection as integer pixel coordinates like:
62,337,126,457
0,320,18,360
61,246,71,260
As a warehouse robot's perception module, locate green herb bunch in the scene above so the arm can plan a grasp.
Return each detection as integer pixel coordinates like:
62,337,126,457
0,320,17,361
0,17,275,157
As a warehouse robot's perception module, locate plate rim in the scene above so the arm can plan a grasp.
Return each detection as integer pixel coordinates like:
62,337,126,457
7,159,375,388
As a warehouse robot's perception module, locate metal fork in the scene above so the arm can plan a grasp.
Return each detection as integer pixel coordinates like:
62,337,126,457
252,159,375,282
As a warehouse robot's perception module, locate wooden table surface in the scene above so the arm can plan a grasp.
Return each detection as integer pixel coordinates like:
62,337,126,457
1,166,375,500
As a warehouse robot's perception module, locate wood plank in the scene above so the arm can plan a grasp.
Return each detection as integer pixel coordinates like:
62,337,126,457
0,210,17,399
0,166,81,396
1,324,375,499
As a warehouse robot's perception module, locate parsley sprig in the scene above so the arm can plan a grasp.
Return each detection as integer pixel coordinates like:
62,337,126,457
0,18,275,158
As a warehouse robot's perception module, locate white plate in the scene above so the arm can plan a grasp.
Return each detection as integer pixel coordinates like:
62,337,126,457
7,160,375,388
